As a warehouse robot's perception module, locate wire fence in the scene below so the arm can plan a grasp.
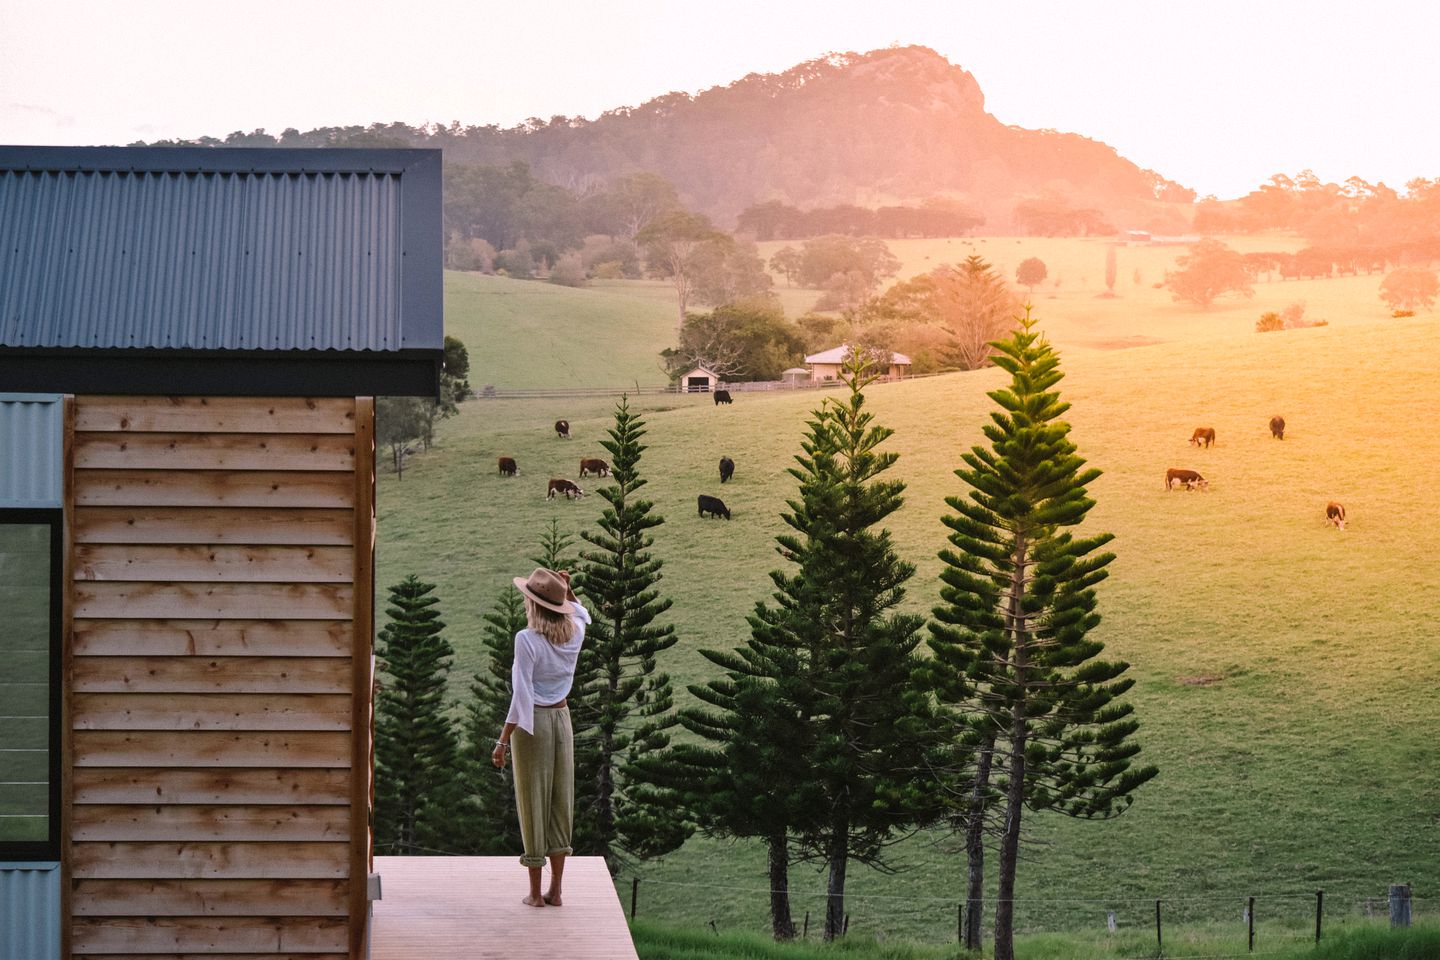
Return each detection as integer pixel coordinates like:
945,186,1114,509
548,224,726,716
472,371,949,400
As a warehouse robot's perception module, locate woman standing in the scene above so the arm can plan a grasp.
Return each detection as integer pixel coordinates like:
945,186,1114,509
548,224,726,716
492,567,590,907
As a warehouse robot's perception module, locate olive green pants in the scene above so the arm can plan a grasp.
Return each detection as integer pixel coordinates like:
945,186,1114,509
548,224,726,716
510,705,574,868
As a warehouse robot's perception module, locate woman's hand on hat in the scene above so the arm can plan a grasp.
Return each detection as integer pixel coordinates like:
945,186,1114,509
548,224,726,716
558,569,577,601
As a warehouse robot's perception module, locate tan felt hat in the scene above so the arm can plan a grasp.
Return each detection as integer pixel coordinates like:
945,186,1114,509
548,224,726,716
513,567,572,614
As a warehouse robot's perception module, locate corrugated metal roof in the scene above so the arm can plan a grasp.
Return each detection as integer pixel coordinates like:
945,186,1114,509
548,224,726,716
0,146,441,354
0,395,63,508
0,863,61,959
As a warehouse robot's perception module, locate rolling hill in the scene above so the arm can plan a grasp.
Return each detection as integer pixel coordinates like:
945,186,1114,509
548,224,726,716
378,274,1440,942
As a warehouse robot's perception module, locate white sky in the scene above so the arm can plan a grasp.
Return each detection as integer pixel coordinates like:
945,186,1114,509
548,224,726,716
0,0,1434,199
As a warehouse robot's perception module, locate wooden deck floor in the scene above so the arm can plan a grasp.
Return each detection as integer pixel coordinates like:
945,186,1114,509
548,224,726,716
371,856,639,960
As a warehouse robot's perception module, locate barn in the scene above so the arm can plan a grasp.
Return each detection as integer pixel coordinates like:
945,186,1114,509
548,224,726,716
0,145,440,959
678,365,721,393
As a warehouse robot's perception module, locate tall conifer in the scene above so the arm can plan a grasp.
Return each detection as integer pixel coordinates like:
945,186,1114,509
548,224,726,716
375,575,461,854
572,398,689,871
750,357,941,941
929,310,1157,960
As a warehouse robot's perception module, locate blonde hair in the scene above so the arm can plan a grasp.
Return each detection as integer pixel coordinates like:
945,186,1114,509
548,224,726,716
526,598,576,646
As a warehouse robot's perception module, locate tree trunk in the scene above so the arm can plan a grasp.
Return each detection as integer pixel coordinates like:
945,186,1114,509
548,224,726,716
823,819,849,941
993,535,1030,960
767,833,796,940
964,733,996,950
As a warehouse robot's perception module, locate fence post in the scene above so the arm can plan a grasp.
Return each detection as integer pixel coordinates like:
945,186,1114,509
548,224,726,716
630,877,639,921
802,911,809,939
1247,896,1255,952
1315,890,1323,944
957,903,962,944
1390,884,1412,928
843,913,850,937
1155,899,1162,955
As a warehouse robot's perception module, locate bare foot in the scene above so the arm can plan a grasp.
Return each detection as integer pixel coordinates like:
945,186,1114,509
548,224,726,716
522,895,546,908
544,892,563,907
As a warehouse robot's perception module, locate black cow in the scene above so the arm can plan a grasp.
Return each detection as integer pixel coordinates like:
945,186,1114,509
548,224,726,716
713,390,733,406
555,419,571,439
719,456,734,483
1269,415,1285,440
698,494,731,520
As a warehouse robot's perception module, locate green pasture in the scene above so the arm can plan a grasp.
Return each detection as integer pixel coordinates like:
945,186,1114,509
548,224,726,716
379,258,1440,946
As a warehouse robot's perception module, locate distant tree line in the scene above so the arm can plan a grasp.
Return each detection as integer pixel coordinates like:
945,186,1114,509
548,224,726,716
374,337,1156,960
736,198,983,240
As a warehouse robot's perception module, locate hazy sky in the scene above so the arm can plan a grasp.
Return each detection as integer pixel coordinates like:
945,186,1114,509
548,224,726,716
1,0,1433,199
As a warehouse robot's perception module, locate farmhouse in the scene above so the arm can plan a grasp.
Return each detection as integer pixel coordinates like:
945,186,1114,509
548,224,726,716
804,344,912,381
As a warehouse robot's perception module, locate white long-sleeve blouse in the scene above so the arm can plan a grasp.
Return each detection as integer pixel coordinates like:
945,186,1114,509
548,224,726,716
505,601,591,736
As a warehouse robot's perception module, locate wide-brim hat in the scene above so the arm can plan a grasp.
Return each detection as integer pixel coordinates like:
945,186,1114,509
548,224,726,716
513,567,571,614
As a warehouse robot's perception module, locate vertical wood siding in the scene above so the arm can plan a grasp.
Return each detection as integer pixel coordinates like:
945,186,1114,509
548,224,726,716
69,396,369,959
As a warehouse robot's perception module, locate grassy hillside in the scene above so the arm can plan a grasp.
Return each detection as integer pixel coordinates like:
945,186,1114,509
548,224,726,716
377,305,1440,945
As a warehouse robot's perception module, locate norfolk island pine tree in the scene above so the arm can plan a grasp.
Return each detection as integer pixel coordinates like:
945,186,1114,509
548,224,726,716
572,397,690,872
374,575,462,855
755,354,943,941
928,309,1157,960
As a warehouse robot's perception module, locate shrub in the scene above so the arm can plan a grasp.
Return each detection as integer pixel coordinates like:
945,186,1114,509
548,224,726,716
548,253,587,287
1256,311,1284,333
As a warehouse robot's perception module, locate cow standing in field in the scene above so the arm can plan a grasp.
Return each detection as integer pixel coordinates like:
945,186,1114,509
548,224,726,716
713,389,733,406
555,419,571,439
698,494,731,519
579,458,610,478
498,457,518,477
1165,468,1208,491
719,456,735,483
1189,427,1216,448
1269,415,1285,440
547,478,583,500
1325,501,1347,530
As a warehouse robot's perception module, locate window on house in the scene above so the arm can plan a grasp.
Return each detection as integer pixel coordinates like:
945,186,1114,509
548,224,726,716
0,512,61,860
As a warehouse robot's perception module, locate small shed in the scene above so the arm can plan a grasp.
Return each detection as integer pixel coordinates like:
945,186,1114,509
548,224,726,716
679,365,721,393
0,146,441,960
804,344,913,381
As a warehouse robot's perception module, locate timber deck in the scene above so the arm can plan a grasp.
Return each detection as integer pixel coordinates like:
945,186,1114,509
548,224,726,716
371,856,639,960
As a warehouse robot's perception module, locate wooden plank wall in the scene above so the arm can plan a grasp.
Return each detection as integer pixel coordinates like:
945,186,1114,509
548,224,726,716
68,397,374,960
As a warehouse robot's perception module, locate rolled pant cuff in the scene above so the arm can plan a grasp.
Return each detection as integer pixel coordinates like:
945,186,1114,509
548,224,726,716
519,854,547,868
546,846,573,857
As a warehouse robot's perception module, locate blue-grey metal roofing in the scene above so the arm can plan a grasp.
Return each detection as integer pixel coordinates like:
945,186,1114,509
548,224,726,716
0,146,442,354
0,395,63,509
0,862,61,960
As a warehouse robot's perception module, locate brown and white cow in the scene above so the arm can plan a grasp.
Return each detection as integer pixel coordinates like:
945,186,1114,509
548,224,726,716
547,478,583,500
555,419,571,439
1165,468,1208,491
579,458,610,478
1325,501,1347,530
1269,415,1285,440
498,456,518,477
1189,427,1216,448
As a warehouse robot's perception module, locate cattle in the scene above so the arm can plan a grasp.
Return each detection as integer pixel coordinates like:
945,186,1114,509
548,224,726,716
1165,468,1209,491
498,456,518,477
1269,415,1285,440
547,478,583,501
1189,427,1216,448
579,458,610,478
698,494,731,520
719,456,735,483
555,419,571,439
1325,501,1347,531
713,389,733,406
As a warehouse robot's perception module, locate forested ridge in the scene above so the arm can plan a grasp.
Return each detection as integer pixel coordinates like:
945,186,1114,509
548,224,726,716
145,45,1192,231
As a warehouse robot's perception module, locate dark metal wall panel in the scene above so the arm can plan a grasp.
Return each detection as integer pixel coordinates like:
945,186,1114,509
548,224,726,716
0,395,63,508
0,167,415,351
0,862,61,960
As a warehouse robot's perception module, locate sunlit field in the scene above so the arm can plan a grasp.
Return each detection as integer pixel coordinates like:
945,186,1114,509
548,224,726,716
379,263,1440,945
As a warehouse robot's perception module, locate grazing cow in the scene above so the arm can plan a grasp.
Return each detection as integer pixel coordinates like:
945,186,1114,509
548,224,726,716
1269,415,1285,440
719,456,735,483
555,419,571,439
1165,468,1209,491
1189,427,1216,448
498,456,518,477
698,494,731,520
547,478,583,501
1325,501,1347,531
579,458,610,478
713,389,733,406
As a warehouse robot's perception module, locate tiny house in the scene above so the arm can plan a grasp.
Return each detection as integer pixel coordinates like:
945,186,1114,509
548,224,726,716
0,146,441,959
804,344,912,381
